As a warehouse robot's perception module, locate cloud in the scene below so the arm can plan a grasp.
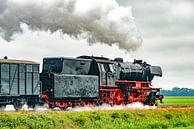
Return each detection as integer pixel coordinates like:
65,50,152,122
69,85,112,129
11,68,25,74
171,2,194,19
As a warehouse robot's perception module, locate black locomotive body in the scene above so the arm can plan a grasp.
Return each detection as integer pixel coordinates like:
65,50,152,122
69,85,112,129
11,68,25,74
41,56,163,109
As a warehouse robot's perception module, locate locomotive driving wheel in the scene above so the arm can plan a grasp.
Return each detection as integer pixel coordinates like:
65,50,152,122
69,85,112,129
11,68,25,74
113,90,124,105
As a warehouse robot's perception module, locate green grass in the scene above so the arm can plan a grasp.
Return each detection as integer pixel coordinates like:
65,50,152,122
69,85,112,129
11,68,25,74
1,96,194,129
159,96,194,106
1,108,194,129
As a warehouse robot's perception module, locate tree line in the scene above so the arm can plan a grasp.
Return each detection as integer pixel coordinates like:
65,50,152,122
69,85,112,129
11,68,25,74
161,87,194,96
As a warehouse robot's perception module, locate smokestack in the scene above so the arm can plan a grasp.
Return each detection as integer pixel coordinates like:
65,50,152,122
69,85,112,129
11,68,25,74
0,0,142,51
4,56,8,59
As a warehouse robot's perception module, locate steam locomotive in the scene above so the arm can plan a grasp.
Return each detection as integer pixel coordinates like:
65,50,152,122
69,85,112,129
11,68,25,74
0,56,163,110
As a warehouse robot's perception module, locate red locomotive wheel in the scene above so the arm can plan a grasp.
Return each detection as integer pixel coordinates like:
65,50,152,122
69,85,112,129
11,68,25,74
113,90,124,105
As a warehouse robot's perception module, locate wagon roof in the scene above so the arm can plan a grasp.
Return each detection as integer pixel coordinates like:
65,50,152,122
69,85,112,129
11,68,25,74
0,59,39,64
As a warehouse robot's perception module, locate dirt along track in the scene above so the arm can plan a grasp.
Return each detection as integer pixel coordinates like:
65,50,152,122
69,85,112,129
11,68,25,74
158,105,194,109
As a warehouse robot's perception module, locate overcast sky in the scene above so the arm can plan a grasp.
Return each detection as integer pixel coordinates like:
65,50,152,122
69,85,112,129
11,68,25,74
118,0,194,89
0,0,194,89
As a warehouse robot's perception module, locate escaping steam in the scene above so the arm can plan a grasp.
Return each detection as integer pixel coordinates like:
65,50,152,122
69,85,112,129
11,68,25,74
0,102,156,112
69,102,156,112
0,0,142,51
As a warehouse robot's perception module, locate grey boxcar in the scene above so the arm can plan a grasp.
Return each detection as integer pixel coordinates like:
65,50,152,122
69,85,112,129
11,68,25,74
0,58,40,110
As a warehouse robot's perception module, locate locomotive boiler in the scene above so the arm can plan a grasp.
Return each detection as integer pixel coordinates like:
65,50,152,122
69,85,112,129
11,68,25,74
41,56,163,109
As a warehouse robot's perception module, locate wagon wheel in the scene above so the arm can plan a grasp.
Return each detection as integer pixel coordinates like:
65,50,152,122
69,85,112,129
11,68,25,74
13,101,24,111
27,101,36,109
49,104,55,109
72,103,76,108
59,107,67,111
28,104,36,109
0,104,6,110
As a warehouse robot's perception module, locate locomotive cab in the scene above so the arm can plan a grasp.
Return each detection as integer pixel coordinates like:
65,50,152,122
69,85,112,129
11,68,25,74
78,56,120,86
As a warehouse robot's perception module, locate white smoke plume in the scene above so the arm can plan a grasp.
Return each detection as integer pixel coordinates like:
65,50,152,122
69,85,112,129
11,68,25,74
0,0,142,51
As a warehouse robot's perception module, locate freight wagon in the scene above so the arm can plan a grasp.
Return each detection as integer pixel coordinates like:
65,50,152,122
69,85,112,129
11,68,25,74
0,57,40,110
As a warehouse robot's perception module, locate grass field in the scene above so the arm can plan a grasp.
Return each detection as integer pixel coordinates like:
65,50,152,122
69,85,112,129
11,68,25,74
1,108,194,129
1,96,194,129
159,96,194,106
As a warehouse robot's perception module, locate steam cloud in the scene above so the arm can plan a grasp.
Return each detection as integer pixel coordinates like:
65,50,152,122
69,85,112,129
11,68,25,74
69,102,156,112
0,0,142,51
1,102,156,112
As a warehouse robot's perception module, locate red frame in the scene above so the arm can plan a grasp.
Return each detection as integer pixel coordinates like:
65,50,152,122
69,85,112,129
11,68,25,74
41,80,162,109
